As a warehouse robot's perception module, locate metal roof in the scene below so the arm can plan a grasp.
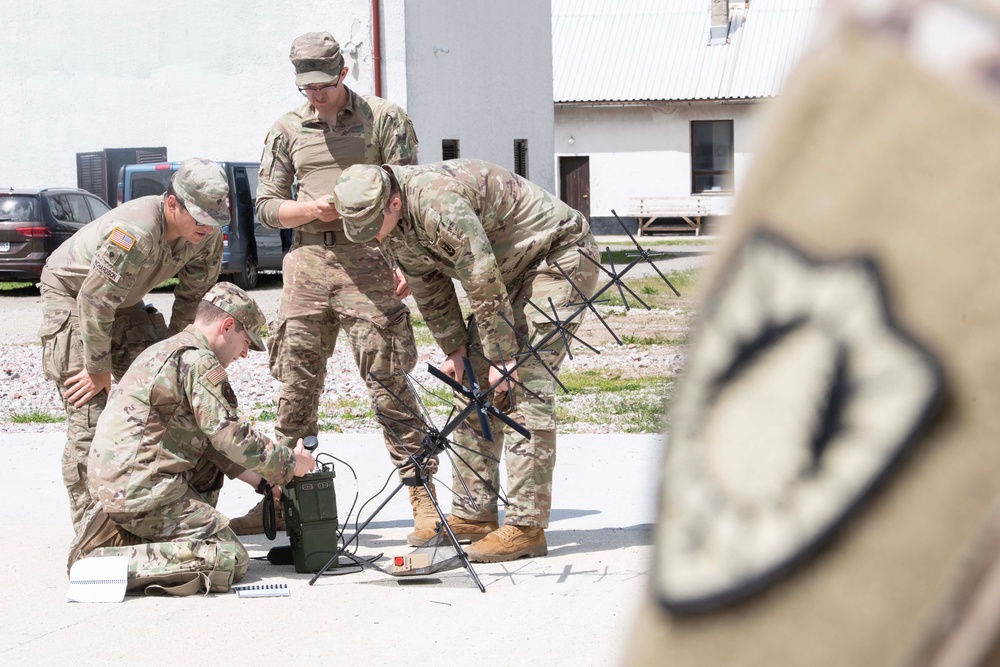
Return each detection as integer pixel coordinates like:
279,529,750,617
553,0,823,103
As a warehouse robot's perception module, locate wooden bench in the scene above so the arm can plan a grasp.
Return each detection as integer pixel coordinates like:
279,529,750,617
630,196,710,236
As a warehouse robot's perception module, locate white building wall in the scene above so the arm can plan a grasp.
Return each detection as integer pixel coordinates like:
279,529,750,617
403,0,556,192
2,0,555,193
0,0,392,189
555,101,768,220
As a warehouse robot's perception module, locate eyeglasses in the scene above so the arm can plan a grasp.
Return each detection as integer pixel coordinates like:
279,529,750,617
298,82,339,96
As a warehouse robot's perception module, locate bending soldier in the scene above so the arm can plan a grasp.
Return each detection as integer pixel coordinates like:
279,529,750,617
69,283,315,595
230,31,437,544
334,159,599,561
39,158,226,534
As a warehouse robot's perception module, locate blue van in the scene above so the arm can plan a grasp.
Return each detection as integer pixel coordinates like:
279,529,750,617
117,161,289,289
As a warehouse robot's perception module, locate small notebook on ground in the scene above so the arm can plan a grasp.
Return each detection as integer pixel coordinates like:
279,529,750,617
232,583,289,598
67,556,129,603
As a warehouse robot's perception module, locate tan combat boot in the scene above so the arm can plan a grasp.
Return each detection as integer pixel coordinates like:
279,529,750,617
229,497,286,536
466,524,547,563
445,515,499,543
406,482,440,546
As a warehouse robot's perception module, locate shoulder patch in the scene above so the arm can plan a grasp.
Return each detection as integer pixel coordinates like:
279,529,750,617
204,365,228,386
109,227,135,252
653,229,945,615
221,381,238,409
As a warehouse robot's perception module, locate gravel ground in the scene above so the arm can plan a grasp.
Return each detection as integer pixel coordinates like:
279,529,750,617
0,240,709,435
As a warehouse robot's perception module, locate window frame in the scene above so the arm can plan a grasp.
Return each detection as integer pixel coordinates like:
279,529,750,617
690,120,735,195
85,194,111,220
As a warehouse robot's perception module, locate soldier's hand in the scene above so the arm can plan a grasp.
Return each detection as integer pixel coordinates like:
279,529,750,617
393,268,411,299
292,438,316,477
305,197,340,223
440,344,469,385
488,364,519,389
64,369,112,408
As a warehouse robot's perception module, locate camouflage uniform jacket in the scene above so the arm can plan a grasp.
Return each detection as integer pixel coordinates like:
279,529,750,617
40,195,223,375
88,327,296,513
255,87,418,233
383,159,591,359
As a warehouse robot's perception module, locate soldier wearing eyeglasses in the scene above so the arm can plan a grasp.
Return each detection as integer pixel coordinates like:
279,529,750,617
234,32,438,543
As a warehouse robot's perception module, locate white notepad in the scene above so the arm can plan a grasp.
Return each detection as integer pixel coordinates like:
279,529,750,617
232,583,290,598
67,556,129,603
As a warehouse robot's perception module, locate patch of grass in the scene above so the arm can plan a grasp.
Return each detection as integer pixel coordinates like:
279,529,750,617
597,270,702,308
256,408,277,421
599,249,679,266
0,281,38,295
410,316,436,347
556,377,675,433
611,391,668,433
318,421,344,432
321,398,374,422
152,278,179,292
10,410,64,424
619,332,686,346
559,370,664,394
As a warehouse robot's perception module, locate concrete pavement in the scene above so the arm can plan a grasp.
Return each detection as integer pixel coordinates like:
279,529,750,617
2,432,665,666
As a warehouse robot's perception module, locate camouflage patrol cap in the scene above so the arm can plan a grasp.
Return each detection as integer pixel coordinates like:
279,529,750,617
289,32,344,87
334,164,391,243
172,158,230,227
202,282,266,351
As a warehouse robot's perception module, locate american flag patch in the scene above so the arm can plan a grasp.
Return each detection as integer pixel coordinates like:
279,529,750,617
205,366,227,386
109,228,135,252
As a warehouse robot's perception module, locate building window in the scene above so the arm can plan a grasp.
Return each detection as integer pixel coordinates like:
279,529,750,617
514,139,529,178
691,120,734,193
442,139,460,160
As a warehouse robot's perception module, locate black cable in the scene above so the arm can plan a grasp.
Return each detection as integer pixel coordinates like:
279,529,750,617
261,482,277,541
315,452,361,550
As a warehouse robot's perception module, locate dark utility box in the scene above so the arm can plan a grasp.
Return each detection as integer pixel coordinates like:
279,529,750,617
76,147,167,206
282,469,339,574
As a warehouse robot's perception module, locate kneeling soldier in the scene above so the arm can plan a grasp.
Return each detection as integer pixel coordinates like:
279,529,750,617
68,283,315,595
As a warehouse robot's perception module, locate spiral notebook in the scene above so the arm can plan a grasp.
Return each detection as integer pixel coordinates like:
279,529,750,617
67,556,129,603
232,583,289,598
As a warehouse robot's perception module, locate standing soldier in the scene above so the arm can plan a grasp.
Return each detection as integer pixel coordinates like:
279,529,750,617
230,31,436,544
39,158,226,534
69,283,316,595
333,159,599,562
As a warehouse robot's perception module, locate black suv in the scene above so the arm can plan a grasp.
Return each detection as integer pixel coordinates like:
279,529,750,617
0,188,112,282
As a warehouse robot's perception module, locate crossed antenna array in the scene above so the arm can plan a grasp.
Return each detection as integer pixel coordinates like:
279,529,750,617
310,211,686,589
377,209,682,502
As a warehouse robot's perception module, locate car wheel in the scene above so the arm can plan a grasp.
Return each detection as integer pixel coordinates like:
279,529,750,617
232,250,258,290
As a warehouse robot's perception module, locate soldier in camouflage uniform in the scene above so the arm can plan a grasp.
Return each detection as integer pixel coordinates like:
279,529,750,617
231,31,436,543
39,158,226,535
68,283,316,595
333,159,599,562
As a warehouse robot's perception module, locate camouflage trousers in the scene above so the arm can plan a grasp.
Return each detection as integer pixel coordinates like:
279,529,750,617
68,463,246,595
39,284,170,534
268,239,434,480
451,235,599,528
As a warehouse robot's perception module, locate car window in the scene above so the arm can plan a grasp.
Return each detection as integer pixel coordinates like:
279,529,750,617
130,172,174,200
86,195,111,219
48,194,89,223
247,169,259,203
0,195,39,222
